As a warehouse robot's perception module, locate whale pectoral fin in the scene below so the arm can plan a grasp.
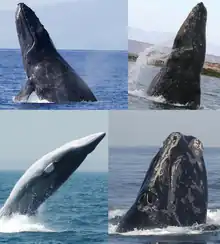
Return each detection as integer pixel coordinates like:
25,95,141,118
14,78,35,102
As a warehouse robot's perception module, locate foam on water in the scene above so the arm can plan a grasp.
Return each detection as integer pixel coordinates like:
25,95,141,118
109,208,220,236
0,214,53,233
129,88,193,108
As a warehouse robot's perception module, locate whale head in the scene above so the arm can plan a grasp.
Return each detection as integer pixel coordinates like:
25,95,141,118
1,132,106,216
172,2,207,68
117,132,208,232
15,3,56,73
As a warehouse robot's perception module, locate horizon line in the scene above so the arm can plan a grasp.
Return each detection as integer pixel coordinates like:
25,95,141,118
0,169,108,173
109,145,220,149
0,48,127,52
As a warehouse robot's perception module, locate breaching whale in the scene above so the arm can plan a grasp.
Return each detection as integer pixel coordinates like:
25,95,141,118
0,132,105,216
117,132,208,232
14,3,97,103
147,2,207,109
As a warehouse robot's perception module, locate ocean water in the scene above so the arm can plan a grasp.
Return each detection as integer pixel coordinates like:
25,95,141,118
109,147,220,244
0,49,128,110
128,60,220,110
0,171,107,244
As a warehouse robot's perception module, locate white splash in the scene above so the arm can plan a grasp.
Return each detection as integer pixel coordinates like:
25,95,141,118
0,214,53,233
128,45,170,102
129,45,169,85
109,208,220,236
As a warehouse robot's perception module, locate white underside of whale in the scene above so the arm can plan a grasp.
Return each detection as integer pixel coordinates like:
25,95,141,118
12,92,51,104
27,92,51,103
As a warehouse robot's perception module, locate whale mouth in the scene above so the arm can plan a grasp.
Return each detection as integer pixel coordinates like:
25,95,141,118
15,2,56,66
15,3,36,56
16,3,43,36
15,3,46,56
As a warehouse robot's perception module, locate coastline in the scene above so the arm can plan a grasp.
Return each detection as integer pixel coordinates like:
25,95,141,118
128,52,220,78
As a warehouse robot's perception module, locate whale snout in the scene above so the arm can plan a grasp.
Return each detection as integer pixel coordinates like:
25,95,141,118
77,132,106,154
17,3,32,13
194,2,207,18
197,2,204,7
15,2,41,32
16,3,31,19
197,2,205,9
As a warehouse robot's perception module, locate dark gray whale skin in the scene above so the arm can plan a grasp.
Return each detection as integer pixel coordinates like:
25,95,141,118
0,132,105,216
117,132,208,233
14,3,97,103
147,2,207,109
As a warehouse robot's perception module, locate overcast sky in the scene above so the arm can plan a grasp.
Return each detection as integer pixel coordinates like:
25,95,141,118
0,0,127,50
128,0,220,46
0,111,108,171
110,111,220,148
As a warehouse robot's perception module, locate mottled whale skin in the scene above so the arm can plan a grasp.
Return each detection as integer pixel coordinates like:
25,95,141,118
14,3,97,103
0,132,105,216
117,132,208,233
147,2,207,109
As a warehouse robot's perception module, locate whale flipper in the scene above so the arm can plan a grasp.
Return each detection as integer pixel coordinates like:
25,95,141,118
14,78,34,102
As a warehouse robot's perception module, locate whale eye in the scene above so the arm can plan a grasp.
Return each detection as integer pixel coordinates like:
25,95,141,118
138,191,156,205
138,193,146,204
44,163,54,174
147,192,157,205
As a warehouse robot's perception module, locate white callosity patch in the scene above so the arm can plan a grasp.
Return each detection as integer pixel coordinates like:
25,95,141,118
152,133,181,184
193,139,204,155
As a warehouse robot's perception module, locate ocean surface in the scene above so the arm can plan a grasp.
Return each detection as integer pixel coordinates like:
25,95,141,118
0,171,107,244
128,60,220,110
0,49,127,110
109,146,220,244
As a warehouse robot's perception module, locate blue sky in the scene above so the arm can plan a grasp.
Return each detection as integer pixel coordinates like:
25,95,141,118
128,0,220,48
110,111,220,147
0,0,127,50
0,111,108,171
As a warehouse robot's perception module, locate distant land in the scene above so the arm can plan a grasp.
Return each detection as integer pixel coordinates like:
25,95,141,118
128,26,220,57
